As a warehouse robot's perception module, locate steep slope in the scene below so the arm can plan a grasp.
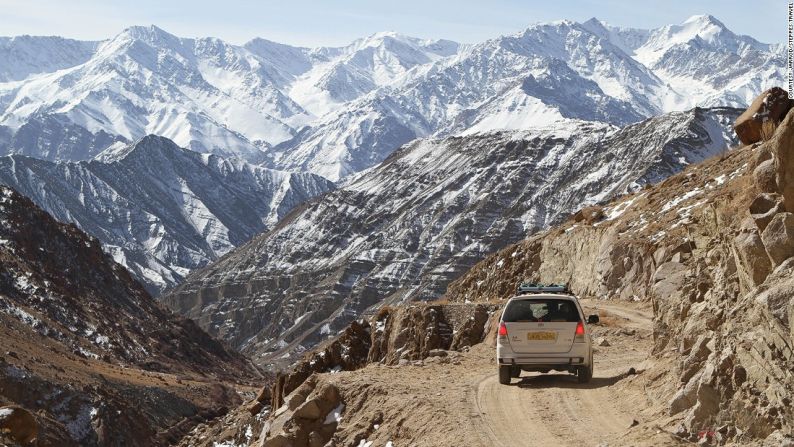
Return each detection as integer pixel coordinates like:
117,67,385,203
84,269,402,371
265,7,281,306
0,135,334,293
191,108,794,447
164,107,739,369
0,185,262,446
270,20,656,180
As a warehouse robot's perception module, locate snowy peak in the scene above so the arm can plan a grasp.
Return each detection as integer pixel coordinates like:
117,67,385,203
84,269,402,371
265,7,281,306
633,14,770,65
98,134,189,162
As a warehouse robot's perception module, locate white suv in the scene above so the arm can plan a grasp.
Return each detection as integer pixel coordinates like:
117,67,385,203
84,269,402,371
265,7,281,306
496,284,599,385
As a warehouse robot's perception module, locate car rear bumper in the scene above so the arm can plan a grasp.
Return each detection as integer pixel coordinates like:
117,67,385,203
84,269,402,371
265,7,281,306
498,356,586,366
497,341,590,366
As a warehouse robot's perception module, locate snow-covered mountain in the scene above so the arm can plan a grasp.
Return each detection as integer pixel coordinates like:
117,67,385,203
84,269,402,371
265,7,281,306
582,15,783,109
163,107,740,366
0,35,99,82
0,135,334,293
0,15,782,180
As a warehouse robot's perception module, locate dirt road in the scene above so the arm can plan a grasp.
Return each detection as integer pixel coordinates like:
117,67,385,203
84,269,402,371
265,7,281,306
471,300,655,447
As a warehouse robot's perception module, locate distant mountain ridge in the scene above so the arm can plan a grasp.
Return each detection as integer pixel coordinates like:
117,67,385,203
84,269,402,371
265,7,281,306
0,15,782,180
0,135,335,293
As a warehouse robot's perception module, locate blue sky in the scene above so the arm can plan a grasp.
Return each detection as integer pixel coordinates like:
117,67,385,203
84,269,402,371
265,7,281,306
0,0,785,46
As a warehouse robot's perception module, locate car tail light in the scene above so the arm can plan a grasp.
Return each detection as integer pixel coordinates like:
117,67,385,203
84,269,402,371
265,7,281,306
498,322,508,338
574,321,585,342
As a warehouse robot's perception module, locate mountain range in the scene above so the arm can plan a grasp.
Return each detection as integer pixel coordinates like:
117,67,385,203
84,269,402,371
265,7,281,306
0,135,334,292
0,15,782,180
164,106,740,368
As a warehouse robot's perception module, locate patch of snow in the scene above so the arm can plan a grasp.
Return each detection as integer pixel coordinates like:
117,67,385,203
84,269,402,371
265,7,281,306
660,188,702,213
324,403,345,424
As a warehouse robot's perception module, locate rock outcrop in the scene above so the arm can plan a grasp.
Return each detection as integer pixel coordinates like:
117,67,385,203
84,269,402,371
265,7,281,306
260,377,344,447
734,87,793,145
267,303,498,414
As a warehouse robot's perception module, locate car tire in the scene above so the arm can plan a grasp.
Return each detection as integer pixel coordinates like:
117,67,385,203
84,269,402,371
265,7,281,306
510,365,521,378
577,365,592,383
499,365,511,385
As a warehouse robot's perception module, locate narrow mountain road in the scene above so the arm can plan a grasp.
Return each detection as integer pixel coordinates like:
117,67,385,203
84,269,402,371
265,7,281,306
470,301,654,447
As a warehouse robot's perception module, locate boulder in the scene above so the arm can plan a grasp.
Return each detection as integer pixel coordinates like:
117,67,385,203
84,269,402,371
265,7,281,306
733,230,772,287
754,159,779,194
670,371,702,415
293,399,322,420
0,406,37,445
262,434,291,447
752,145,773,169
572,206,604,224
247,400,264,416
734,87,793,145
761,212,794,266
318,383,340,407
749,193,785,231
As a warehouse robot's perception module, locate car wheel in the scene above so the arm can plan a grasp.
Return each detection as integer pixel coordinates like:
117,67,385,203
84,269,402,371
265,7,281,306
577,365,592,384
498,365,511,385
510,365,521,378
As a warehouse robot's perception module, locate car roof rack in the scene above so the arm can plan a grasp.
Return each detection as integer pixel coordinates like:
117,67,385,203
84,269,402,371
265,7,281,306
516,282,572,295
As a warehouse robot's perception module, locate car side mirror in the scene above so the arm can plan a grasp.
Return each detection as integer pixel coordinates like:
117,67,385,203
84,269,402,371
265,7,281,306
587,315,599,324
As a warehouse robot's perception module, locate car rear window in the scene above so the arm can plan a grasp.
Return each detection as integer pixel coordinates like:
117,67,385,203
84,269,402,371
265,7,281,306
502,299,580,323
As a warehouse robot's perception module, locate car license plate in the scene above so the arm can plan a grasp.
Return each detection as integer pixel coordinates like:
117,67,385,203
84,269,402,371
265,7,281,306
527,331,556,341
